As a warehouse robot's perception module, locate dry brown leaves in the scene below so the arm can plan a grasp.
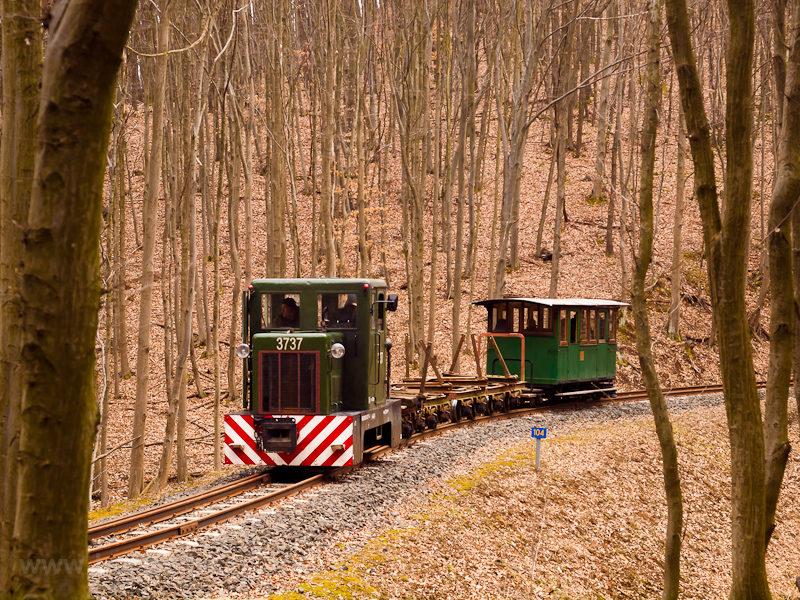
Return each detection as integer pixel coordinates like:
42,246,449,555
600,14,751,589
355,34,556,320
265,403,800,600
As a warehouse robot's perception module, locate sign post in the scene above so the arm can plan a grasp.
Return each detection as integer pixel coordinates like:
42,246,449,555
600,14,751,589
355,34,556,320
531,427,547,470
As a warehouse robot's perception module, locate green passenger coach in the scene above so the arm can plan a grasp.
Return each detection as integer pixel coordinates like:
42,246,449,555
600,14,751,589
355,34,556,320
474,298,628,400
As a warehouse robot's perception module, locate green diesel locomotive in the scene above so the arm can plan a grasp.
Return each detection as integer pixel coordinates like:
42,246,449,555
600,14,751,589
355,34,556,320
225,278,400,468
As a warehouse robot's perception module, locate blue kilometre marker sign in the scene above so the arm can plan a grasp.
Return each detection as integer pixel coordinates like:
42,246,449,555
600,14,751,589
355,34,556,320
532,427,546,470
531,427,547,439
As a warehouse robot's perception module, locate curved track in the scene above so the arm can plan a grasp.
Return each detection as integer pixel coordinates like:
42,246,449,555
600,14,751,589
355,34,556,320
88,380,740,563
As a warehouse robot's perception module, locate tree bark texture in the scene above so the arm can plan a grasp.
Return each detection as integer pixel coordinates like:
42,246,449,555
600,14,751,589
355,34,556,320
764,0,800,549
665,0,772,595
0,0,41,590
10,2,137,597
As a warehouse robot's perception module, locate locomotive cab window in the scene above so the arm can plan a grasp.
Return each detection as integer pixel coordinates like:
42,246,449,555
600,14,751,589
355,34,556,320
376,292,385,331
262,293,301,330
319,293,359,329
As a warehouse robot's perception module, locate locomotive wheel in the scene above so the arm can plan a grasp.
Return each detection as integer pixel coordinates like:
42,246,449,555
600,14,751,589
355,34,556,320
425,413,438,430
452,402,462,423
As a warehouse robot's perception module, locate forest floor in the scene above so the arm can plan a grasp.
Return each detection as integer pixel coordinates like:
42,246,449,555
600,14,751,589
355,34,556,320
260,400,800,600
92,90,774,514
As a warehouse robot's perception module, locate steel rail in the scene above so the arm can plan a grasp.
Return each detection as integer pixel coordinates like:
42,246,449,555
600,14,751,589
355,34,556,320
89,471,272,541
89,473,329,564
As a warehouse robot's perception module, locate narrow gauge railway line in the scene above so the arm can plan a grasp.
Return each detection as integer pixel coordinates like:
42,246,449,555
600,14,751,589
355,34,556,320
89,470,272,541
88,380,746,565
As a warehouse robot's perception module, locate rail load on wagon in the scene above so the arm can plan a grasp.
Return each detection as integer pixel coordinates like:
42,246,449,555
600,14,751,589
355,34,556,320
225,278,401,468
473,298,628,404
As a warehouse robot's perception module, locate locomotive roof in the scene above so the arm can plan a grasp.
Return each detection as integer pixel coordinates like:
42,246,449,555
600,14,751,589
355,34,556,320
473,298,629,308
249,278,388,292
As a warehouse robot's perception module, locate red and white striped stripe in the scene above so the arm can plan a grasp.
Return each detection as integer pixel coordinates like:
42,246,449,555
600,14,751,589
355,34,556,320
224,414,354,467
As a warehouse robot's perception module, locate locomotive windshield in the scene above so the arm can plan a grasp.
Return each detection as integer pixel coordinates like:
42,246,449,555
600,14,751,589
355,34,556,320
261,293,301,330
318,293,359,329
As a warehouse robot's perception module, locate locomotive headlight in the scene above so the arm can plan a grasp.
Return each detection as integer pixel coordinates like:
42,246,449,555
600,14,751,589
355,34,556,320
235,343,251,358
330,343,346,359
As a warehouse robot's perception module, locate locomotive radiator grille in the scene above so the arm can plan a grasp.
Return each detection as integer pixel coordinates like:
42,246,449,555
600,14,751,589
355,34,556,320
259,351,319,414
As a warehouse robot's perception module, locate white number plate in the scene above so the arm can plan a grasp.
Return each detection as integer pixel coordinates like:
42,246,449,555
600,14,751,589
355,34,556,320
276,337,303,350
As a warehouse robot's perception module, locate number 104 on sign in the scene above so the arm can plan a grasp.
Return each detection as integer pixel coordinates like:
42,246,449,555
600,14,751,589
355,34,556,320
531,427,546,470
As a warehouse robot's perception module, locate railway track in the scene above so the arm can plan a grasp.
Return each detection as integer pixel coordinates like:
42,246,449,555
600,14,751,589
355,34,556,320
88,380,740,564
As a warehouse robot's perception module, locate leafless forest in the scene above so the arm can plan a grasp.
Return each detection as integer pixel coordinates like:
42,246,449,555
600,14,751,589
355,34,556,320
78,0,787,509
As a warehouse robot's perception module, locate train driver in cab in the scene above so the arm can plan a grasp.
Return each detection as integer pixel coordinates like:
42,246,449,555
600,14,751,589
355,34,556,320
273,297,300,328
336,294,358,326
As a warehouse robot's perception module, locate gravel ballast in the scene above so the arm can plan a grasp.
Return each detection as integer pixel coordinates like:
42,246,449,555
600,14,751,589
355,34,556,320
89,393,731,599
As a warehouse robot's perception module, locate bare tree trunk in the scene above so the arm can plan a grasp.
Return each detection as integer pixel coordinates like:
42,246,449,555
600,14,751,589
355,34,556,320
763,0,800,548
320,0,337,276
549,0,576,298
591,0,615,199
10,2,137,596
666,0,773,593
667,107,686,338
493,0,551,298
549,113,567,297
130,0,172,500
631,2,683,596
0,0,41,587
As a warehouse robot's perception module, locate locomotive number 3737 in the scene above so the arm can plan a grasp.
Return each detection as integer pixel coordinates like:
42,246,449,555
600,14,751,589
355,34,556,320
276,337,303,350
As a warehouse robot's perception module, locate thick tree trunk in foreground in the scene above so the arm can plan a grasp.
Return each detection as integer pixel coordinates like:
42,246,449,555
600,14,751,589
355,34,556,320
764,0,800,548
631,1,683,597
10,2,136,597
666,0,773,595
0,0,41,590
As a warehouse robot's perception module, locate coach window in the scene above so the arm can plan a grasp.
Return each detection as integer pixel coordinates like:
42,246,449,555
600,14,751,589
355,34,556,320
609,308,618,343
541,307,552,332
589,309,597,343
492,303,509,332
524,306,539,332
570,310,579,344
580,308,589,343
598,310,607,342
511,303,522,332
559,309,568,345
